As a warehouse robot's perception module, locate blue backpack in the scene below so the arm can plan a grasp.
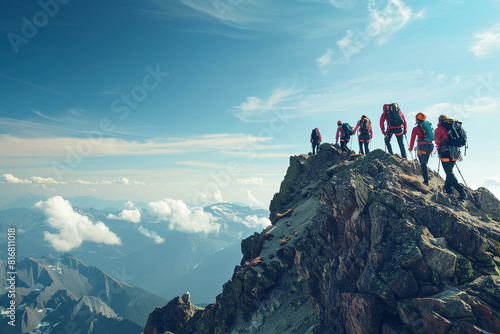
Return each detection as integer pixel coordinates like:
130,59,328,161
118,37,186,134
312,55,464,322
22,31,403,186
419,120,434,142
342,123,354,136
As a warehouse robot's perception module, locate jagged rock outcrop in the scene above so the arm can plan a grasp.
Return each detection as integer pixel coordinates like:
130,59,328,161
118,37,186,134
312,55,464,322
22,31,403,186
144,144,500,334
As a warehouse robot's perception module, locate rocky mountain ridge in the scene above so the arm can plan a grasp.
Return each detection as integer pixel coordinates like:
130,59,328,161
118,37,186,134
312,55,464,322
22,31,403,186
144,144,500,334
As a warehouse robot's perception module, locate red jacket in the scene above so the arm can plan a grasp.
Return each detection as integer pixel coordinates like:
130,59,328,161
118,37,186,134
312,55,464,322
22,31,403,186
379,105,407,134
335,126,344,143
409,125,434,151
434,123,447,147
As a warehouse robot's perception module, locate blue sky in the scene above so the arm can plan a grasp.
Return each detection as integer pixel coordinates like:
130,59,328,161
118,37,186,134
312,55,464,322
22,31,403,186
1,0,500,208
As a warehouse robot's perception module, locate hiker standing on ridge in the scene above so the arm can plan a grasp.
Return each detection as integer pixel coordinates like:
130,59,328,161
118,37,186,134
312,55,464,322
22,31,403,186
352,115,373,154
435,114,466,200
409,112,434,186
310,127,322,155
380,103,407,158
335,120,353,152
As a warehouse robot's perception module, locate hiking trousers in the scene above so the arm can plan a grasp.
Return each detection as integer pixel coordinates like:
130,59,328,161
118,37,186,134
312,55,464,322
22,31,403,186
385,128,406,158
438,146,464,195
441,160,464,194
417,151,431,185
358,133,370,154
312,140,320,155
340,136,350,152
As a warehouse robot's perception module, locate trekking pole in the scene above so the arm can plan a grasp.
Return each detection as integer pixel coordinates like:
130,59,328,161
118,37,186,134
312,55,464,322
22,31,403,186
454,162,471,193
404,133,413,160
435,159,440,199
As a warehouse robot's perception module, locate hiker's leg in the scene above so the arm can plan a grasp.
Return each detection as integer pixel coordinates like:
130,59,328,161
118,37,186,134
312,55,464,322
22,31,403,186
364,141,370,154
396,132,407,158
441,160,454,193
359,140,364,154
385,133,394,154
340,140,346,151
418,152,430,185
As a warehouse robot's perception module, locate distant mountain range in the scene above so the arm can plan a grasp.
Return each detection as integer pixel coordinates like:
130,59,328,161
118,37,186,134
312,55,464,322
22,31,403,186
0,254,166,333
0,196,270,306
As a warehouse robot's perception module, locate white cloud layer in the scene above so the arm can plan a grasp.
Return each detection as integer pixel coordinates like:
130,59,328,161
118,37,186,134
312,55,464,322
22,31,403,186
30,176,64,184
138,226,165,244
233,215,270,229
147,198,220,234
246,190,264,208
125,200,135,209
237,177,264,186
470,22,500,58
0,134,273,157
34,196,121,252
107,209,142,223
483,175,500,187
3,173,32,183
421,97,500,121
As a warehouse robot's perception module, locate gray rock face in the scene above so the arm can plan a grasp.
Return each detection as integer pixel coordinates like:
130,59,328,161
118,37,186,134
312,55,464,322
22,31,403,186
475,187,500,217
144,145,500,334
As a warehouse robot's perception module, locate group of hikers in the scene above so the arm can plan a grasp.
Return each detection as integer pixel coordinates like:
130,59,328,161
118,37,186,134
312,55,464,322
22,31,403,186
310,103,468,201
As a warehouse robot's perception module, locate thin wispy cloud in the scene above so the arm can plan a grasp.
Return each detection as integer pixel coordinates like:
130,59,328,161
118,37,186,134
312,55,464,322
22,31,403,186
231,82,303,122
34,196,121,252
329,0,353,9
138,226,165,244
32,110,64,123
221,151,294,159
146,0,267,31
317,48,333,74
232,69,465,123
337,0,424,60
176,160,228,169
470,22,500,58
0,73,62,95
0,134,273,157
237,177,264,186
145,0,347,39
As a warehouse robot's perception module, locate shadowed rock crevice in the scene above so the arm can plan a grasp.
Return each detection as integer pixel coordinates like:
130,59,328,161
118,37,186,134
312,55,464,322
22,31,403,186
144,145,500,334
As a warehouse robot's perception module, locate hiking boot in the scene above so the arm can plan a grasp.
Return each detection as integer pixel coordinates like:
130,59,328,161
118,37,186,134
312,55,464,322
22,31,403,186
443,186,453,194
